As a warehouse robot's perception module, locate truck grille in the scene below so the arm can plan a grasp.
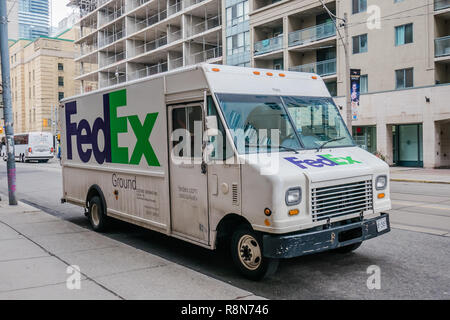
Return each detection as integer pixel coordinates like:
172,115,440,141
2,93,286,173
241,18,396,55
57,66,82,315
311,180,373,222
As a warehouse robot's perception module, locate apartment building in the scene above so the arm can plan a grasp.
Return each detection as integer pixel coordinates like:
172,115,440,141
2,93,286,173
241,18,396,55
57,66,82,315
5,28,83,133
247,0,450,169
71,0,450,168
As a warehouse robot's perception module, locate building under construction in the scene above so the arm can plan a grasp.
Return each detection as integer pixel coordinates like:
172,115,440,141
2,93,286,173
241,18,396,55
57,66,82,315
70,0,223,93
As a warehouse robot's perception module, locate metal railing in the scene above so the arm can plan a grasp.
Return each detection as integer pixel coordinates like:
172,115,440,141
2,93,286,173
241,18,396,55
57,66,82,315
100,52,126,68
77,43,98,57
100,74,127,87
129,0,152,11
134,36,168,56
435,36,450,57
188,16,221,37
188,46,222,64
288,21,336,47
289,58,337,76
254,34,283,55
167,1,183,16
80,24,97,38
184,0,206,8
435,0,450,10
100,6,125,26
77,63,98,76
99,29,124,47
130,62,168,80
169,57,184,69
133,10,168,33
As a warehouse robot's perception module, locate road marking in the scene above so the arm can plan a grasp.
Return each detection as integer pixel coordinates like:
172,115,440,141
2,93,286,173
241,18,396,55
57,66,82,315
392,200,450,212
390,223,449,236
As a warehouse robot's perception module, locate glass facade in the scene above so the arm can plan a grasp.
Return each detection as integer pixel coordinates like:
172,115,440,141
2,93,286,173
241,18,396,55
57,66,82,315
225,0,250,66
18,0,50,39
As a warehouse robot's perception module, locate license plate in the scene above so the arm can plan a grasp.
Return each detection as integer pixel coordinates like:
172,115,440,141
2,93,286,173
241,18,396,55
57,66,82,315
376,217,388,232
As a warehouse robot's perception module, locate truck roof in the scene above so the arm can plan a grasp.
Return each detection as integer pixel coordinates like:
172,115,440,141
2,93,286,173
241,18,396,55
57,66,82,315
63,63,330,102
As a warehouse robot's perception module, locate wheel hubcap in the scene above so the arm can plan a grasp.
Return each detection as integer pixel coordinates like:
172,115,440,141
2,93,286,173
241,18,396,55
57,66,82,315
91,203,100,226
238,235,262,270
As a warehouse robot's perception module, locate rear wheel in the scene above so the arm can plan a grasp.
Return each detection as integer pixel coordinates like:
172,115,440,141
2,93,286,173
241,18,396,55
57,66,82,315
230,227,279,280
334,242,362,253
88,196,108,232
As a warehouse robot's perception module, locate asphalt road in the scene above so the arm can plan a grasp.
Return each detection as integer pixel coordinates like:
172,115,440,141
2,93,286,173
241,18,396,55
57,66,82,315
1,160,449,299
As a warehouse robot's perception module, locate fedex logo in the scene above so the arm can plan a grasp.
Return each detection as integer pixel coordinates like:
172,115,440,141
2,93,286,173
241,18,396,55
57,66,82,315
65,89,160,167
284,154,362,169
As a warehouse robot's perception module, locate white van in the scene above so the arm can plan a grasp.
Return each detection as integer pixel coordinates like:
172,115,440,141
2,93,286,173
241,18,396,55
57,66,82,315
60,64,391,279
14,132,54,163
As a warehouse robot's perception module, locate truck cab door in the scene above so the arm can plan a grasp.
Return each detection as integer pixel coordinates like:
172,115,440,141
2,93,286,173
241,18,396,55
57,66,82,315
168,104,209,244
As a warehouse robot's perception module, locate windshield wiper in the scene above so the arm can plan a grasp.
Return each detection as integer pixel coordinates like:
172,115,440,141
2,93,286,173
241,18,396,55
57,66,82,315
277,145,299,154
245,144,298,154
316,137,346,152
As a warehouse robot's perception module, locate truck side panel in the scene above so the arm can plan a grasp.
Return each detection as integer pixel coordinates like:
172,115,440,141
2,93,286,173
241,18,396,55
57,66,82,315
60,77,171,233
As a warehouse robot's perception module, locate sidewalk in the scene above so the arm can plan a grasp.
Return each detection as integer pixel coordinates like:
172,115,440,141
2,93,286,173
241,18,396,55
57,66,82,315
0,195,264,300
390,167,450,184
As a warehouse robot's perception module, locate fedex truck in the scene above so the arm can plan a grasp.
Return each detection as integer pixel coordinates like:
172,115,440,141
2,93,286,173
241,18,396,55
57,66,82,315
60,64,391,279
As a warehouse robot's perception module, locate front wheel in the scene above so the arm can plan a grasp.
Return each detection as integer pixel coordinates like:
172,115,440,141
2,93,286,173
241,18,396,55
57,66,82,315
88,196,108,232
230,227,279,280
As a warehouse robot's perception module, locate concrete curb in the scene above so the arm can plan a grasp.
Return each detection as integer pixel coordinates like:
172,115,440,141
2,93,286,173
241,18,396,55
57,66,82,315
390,178,450,185
0,195,266,300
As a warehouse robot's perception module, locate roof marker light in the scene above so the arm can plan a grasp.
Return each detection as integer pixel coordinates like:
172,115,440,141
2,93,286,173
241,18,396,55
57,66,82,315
253,71,260,75
266,72,273,76
311,75,318,80
279,73,286,77
212,68,220,72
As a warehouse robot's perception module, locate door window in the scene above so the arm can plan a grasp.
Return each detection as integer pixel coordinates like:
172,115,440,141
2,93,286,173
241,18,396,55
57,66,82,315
171,106,203,159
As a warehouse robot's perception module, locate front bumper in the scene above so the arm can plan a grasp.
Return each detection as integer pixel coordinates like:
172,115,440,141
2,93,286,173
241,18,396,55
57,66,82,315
263,213,390,259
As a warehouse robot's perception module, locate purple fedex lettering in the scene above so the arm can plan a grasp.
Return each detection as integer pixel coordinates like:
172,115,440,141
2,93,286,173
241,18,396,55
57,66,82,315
284,157,308,169
65,101,77,160
65,97,112,163
284,155,339,170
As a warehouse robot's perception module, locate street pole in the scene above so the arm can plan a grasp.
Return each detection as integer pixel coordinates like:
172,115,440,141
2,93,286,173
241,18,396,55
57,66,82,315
0,0,18,205
343,12,352,132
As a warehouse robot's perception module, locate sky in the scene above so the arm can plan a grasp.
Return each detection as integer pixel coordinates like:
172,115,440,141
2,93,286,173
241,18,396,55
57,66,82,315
51,0,72,27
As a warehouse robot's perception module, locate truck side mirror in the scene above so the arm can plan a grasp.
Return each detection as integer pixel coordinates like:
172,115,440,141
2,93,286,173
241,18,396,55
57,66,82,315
205,116,219,137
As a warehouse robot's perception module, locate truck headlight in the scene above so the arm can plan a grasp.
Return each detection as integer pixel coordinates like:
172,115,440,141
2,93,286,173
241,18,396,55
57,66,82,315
376,175,387,190
285,187,301,206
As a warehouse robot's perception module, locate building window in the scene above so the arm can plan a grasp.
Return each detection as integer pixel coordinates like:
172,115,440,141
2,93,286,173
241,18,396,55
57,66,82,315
58,92,64,101
226,31,250,56
360,75,368,93
58,63,64,71
353,34,368,54
58,76,64,87
352,0,367,14
396,68,414,89
395,23,413,46
226,1,249,27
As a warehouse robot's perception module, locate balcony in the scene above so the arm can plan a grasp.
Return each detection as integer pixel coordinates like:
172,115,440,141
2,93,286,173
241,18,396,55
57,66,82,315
129,62,168,80
289,58,337,77
188,46,222,64
435,36,450,58
76,43,98,58
99,7,125,27
187,16,221,37
254,35,283,56
100,51,126,68
435,0,450,10
99,30,124,47
288,21,336,48
100,73,127,87
134,36,168,57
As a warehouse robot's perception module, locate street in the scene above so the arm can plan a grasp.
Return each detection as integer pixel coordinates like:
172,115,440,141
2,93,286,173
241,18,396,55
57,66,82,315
0,159,449,299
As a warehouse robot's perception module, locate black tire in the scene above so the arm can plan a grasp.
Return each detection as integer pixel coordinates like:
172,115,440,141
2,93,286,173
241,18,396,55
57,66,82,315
230,227,279,280
88,195,108,232
334,242,362,253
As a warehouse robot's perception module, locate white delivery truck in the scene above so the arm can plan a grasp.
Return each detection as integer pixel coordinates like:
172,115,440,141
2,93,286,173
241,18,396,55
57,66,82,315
13,132,54,163
60,64,391,279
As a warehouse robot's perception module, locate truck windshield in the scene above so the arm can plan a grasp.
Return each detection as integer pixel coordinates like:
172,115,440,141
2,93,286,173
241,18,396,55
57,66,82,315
215,93,354,154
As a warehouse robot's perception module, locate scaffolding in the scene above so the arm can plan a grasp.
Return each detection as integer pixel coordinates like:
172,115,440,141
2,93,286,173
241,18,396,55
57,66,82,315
68,0,98,17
